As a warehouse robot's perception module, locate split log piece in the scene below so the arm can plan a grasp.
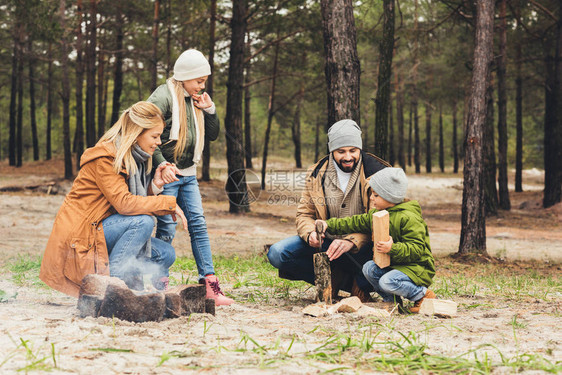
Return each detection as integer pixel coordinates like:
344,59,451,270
372,210,391,268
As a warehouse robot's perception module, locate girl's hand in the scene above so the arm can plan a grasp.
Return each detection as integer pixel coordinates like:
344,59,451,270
171,204,188,231
153,163,169,189
192,92,213,109
161,164,180,184
376,236,393,254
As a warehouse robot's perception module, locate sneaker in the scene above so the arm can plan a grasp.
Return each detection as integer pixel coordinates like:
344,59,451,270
202,275,234,306
153,276,169,291
409,289,436,313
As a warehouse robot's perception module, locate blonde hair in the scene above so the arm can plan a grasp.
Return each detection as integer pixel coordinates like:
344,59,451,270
169,78,205,162
99,101,164,175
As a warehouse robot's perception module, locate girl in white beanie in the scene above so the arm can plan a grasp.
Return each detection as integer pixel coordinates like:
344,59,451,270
146,49,233,306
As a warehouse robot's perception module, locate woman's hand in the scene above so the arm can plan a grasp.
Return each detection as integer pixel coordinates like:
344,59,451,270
192,92,213,109
160,164,181,185
171,204,188,231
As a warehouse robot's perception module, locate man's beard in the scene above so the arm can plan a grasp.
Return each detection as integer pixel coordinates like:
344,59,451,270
335,158,358,173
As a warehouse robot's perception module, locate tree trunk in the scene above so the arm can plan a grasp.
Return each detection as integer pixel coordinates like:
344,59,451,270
46,42,53,161
395,71,405,170
315,117,321,161
97,44,106,139
320,0,361,125
165,0,172,77
413,0,420,174
202,0,217,181
452,99,459,173
389,92,395,166
244,63,253,169
483,71,498,216
408,103,412,167
439,105,444,173
260,33,281,190
425,102,432,173
224,0,249,213
110,18,124,126
9,36,18,166
459,0,494,255
543,2,562,208
497,0,510,210
59,0,73,179
292,78,305,169
16,32,24,167
515,42,523,192
374,0,395,160
28,39,39,161
75,0,85,168
85,0,97,147
151,0,160,93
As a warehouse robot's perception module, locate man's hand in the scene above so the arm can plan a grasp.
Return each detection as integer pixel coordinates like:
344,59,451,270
308,231,322,248
376,236,393,254
314,219,327,235
326,239,355,261
171,204,188,231
161,163,181,184
192,92,213,109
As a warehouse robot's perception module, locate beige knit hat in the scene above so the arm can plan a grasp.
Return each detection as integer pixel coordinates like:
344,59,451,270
173,49,211,81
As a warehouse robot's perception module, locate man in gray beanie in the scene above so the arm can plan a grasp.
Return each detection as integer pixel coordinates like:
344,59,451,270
267,119,390,301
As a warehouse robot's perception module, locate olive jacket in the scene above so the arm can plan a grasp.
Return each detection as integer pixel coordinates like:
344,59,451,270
326,200,435,287
39,142,177,297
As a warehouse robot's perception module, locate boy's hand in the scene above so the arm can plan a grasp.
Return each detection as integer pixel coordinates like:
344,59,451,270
314,219,327,236
376,236,393,254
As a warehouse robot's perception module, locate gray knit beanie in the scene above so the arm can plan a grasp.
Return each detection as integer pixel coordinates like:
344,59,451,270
369,168,408,204
327,119,362,152
173,49,211,81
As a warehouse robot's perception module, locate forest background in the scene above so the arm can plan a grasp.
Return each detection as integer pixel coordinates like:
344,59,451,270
1,0,561,254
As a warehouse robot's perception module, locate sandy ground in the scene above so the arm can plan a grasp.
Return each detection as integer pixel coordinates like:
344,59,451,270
0,161,561,373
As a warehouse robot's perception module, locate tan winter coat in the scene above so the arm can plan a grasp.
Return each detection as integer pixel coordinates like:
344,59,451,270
39,142,177,297
296,151,390,251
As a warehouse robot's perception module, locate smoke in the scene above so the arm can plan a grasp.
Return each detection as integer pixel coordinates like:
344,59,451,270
110,254,165,290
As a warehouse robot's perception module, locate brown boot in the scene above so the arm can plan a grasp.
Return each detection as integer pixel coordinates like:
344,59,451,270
409,289,436,313
351,279,374,303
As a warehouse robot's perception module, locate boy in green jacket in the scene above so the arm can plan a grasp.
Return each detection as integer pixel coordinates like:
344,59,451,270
316,168,436,313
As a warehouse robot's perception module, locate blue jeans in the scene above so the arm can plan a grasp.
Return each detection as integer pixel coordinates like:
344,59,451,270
156,175,214,278
267,235,373,292
103,214,176,283
362,260,426,302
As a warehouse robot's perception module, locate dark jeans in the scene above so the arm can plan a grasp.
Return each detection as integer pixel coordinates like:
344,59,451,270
267,235,374,292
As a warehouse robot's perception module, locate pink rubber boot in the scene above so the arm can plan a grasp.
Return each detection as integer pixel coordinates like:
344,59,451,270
203,275,234,306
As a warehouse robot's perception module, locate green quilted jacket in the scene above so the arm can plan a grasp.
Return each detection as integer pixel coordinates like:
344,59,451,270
147,84,220,169
326,200,435,287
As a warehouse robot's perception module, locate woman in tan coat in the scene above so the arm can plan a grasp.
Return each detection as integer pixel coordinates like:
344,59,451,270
40,102,187,297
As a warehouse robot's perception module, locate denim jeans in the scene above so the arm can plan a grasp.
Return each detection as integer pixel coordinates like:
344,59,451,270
267,235,373,292
156,175,214,278
362,260,426,302
103,214,176,283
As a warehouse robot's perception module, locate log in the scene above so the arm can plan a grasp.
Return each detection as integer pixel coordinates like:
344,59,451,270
205,298,216,316
372,210,391,268
313,252,332,304
419,299,458,318
164,284,206,318
337,296,363,313
79,274,128,297
77,294,103,318
98,284,166,322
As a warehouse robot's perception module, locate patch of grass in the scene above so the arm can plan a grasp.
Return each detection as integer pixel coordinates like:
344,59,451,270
0,289,18,302
0,337,57,373
171,254,313,303
7,255,45,287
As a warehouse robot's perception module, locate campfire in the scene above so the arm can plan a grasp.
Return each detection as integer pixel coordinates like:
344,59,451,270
77,274,215,322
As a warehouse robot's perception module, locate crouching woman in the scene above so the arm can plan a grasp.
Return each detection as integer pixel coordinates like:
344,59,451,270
40,101,187,297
